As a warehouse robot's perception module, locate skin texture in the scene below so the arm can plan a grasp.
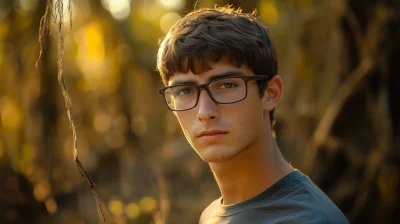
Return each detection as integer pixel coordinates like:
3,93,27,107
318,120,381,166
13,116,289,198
169,56,294,205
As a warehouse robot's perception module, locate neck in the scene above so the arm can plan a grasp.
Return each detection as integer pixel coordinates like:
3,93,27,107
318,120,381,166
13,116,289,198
209,130,294,205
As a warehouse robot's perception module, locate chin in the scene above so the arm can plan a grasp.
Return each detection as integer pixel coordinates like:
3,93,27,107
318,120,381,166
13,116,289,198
196,144,242,163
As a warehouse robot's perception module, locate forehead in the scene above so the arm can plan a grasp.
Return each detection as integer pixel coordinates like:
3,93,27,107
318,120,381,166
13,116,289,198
168,57,253,85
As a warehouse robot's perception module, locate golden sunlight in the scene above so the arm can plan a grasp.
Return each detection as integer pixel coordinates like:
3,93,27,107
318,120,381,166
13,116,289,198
102,0,131,21
158,0,185,11
160,12,181,33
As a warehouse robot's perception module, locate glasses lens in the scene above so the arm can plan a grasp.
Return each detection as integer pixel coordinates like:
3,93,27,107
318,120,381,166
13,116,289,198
209,77,246,103
164,86,198,110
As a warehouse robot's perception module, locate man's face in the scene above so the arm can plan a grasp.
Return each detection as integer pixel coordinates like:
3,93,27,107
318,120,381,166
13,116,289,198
168,57,270,163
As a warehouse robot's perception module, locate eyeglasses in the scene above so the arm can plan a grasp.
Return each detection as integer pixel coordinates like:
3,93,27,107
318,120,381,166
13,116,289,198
159,75,270,111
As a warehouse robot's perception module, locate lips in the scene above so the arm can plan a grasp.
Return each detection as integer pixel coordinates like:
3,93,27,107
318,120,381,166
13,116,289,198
198,130,228,137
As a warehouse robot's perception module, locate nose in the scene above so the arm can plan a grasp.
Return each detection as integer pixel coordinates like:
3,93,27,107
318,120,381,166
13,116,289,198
196,89,219,121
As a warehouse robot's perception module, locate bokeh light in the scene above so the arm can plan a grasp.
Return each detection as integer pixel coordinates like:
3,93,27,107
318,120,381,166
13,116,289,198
0,97,22,129
33,181,51,201
45,198,58,214
158,0,185,11
17,0,39,12
160,12,181,33
93,112,112,133
259,1,278,24
109,198,124,215
125,202,140,219
102,0,131,21
140,196,158,212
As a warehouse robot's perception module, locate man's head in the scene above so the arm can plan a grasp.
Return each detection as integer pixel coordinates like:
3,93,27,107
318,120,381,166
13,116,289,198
157,6,282,162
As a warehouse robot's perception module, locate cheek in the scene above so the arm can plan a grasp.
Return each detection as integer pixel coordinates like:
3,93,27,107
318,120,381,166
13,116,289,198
231,96,264,135
175,112,196,143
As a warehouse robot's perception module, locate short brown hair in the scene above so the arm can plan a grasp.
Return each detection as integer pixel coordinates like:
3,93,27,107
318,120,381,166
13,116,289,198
157,5,278,126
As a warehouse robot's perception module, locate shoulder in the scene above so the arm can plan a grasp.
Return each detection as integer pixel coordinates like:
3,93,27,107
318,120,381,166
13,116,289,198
199,197,221,224
289,175,350,224
257,171,349,224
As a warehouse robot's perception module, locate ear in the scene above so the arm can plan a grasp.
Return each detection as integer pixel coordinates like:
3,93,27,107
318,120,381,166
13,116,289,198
263,75,283,112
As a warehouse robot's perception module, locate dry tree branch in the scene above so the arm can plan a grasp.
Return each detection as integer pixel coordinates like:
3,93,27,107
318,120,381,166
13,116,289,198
302,58,374,174
344,6,364,56
347,86,392,220
36,0,107,223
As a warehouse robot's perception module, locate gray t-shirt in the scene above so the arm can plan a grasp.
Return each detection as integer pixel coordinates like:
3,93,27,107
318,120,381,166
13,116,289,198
199,170,349,224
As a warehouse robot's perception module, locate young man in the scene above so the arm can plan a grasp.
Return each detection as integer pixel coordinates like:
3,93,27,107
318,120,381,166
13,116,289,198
157,6,349,224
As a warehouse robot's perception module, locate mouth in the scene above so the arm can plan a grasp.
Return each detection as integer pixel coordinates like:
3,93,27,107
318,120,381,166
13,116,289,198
198,130,228,141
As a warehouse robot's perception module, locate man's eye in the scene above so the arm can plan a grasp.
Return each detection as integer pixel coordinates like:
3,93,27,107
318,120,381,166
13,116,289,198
220,82,238,88
176,87,193,96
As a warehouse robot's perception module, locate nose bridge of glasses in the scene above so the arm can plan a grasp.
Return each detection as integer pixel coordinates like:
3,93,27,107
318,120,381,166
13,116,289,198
197,83,217,103
197,83,210,91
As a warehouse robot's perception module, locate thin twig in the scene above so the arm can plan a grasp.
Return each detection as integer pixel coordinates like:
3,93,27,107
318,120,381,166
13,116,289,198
35,0,52,68
54,0,107,223
36,0,107,223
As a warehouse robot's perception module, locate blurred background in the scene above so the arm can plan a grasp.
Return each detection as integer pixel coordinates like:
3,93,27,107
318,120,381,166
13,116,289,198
0,0,399,223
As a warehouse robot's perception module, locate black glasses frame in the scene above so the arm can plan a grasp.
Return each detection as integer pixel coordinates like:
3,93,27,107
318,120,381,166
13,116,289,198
159,75,270,111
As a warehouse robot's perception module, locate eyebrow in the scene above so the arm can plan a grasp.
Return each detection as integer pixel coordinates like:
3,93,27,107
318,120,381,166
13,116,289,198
170,70,245,86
